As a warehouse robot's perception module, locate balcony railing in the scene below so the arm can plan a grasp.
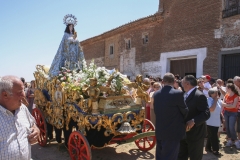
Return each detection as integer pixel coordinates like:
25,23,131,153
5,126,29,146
222,6,240,18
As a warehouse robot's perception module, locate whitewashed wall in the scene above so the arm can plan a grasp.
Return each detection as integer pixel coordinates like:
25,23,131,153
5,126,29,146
142,61,162,78
86,57,104,67
120,48,136,77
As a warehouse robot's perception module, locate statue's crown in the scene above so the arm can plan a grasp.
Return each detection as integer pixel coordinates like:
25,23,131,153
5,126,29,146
63,14,77,26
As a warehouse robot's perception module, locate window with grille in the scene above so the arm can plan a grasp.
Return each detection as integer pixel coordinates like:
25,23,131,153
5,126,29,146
143,35,149,44
110,45,114,55
222,0,240,18
125,39,131,50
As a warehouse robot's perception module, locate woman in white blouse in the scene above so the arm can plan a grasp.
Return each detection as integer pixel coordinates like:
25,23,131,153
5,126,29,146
205,88,222,156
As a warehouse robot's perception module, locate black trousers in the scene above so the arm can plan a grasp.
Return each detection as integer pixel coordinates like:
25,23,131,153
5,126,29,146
54,126,63,143
156,139,180,160
64,119,77,147
178,138,204,160
47,119,77,146
237,113,240,132
206,125,219,152
46,122,53,139
46,121,63,143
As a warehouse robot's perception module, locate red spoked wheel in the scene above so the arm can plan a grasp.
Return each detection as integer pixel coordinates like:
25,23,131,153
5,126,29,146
68,131,92,160
32,108,48,147
135,119,156,151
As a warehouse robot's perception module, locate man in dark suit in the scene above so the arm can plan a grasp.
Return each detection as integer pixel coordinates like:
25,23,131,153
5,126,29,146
154,73,188,160
178,75,210,160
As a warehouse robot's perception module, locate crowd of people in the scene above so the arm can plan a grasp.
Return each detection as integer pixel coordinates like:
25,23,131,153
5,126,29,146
6,12,240,160
0,72,239,160
145,73,240,159
20,78,36,114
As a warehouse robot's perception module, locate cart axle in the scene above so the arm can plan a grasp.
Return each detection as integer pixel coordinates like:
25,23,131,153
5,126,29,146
117,131,155,145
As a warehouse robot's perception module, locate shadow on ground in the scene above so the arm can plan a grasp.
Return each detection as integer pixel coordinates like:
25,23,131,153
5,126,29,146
31,141,155,160
91,146,155,160
31,133,240,160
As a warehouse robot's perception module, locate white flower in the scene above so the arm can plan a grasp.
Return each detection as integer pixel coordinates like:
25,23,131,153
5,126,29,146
95,73,99,79
111,79,117,87
120,74,127,78
72,70,77,74
102,83,107,87
104,75,109,79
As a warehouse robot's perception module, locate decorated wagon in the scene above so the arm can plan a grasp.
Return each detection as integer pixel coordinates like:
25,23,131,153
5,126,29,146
32,60,156,160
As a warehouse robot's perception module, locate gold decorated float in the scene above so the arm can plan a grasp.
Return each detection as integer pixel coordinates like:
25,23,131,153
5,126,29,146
32,61,156,160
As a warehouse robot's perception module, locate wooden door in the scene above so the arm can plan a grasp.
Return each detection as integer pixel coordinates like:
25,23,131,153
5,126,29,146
170,58,197,78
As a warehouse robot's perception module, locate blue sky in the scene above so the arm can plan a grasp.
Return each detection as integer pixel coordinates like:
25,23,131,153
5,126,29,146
0,0,158,82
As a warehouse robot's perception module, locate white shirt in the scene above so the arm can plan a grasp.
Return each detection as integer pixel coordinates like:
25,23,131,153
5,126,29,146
206,98,222,127
185,87,197,98
203,82,211,97
0,104,36,160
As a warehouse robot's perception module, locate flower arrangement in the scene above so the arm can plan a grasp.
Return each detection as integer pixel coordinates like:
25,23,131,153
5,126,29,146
57,59,130,94
58,67,72,83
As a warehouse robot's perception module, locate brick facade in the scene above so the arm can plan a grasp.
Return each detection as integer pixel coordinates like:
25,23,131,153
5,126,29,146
216,12,240,79
81,14,163,78
160,0,221,78
218,14,240,48
80,0,228,79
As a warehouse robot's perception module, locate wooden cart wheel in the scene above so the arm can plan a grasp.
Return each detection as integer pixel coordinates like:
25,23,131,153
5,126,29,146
32,108,48,147
68,131,92,160
135,119,156,151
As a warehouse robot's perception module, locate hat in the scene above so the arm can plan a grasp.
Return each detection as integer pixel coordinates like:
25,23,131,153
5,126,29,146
205,75,211,80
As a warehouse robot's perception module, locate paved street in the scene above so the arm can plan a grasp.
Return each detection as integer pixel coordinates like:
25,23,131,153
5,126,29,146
31,133,240,160
31,141,155,160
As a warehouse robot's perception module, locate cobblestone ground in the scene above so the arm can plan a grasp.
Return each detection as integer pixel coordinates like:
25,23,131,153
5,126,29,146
31,133,240,160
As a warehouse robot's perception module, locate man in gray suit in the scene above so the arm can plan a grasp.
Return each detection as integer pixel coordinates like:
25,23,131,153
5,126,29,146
178,75,210,160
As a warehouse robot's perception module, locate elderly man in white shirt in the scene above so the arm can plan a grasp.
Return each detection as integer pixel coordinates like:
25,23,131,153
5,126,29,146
216,79,226,100
0,75,40,160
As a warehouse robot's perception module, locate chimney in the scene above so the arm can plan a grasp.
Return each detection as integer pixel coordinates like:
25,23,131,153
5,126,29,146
158,0,163,13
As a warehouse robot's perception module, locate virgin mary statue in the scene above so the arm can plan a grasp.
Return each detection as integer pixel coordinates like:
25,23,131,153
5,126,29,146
49,14,85,77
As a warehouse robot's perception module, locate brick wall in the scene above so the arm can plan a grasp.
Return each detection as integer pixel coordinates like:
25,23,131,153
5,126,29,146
104,36,120,69
81,0,223,78
219,14,240,48
80,15,163,73
81,39,105,60
120,22,163,64
160,0,222,78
